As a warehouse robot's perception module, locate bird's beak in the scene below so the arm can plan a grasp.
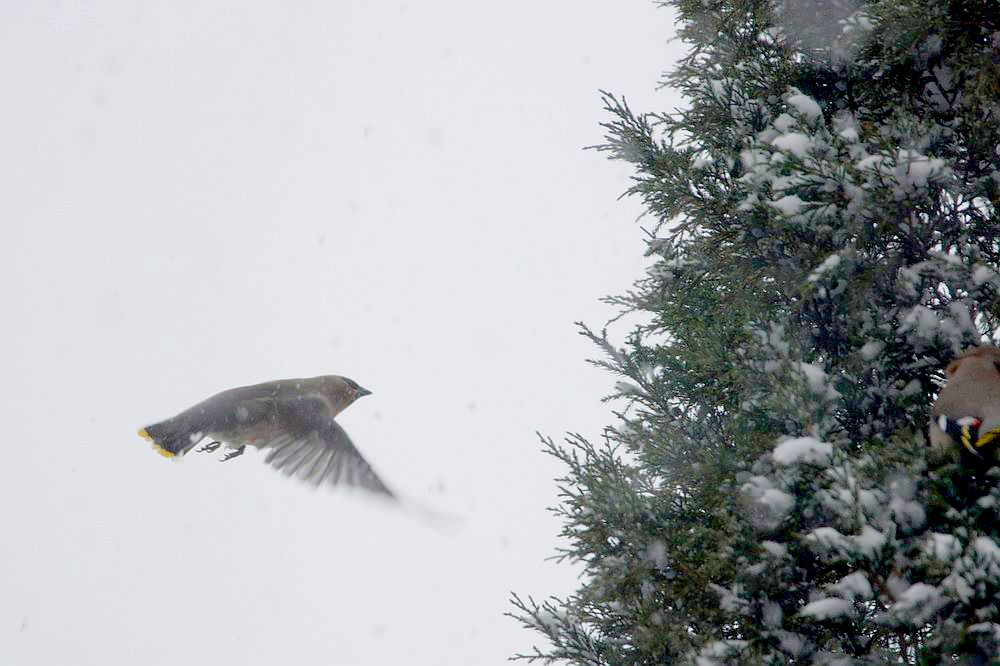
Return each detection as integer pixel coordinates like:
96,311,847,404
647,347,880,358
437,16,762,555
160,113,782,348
356,387,373,398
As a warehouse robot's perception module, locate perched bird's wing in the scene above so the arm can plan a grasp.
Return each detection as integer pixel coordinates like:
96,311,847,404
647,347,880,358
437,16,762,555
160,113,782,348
262,404,395,499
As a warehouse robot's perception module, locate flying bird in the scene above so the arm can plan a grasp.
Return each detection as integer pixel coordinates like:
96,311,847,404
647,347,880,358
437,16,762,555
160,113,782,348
138,375,395,498
930,346,1000,457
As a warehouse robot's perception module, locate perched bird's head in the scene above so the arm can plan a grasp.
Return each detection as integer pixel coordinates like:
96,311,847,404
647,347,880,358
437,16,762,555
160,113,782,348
946,345,1000,378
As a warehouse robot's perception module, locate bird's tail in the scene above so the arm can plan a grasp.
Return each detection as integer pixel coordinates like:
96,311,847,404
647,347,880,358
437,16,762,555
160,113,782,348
137,419,200,459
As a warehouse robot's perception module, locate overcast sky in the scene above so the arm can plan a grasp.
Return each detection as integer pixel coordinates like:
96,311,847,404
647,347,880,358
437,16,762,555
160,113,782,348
0,2,684,663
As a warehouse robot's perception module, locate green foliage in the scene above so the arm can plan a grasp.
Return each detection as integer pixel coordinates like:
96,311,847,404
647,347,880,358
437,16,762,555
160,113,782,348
511,0,1000,662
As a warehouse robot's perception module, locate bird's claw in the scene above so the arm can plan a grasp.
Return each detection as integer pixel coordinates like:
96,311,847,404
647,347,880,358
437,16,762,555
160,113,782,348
220,445,246,462
197,441,222,453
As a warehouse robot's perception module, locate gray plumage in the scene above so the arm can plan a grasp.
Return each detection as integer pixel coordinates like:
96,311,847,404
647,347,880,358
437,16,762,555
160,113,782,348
138,375,394,498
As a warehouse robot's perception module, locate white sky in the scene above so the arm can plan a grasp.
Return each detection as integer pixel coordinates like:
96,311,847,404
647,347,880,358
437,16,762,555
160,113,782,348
0,2,683,663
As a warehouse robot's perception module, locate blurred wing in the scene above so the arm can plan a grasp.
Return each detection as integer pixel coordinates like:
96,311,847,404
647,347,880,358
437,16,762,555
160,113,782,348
263,419,395,499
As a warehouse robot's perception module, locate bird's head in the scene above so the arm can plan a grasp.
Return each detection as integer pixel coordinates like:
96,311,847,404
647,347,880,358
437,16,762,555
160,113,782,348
947,345,1000,378
320,375,373,409
344,376,373,400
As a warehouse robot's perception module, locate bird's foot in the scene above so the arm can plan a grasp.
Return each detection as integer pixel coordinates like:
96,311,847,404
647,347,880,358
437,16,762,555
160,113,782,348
220,445,246,462
197,441,222,453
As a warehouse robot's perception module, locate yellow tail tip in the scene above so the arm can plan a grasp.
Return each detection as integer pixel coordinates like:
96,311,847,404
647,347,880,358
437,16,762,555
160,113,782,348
137,428,176,458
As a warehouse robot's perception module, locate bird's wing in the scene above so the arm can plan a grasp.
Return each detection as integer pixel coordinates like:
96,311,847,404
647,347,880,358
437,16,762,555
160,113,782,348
262,413,395,499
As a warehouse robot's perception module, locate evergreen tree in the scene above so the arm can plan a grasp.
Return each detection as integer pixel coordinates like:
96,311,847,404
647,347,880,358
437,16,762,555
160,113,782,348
511,0,1000,662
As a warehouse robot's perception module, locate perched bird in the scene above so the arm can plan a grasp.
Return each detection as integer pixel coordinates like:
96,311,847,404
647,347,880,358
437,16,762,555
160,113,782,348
930,346,1000,456
138,375,395,499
